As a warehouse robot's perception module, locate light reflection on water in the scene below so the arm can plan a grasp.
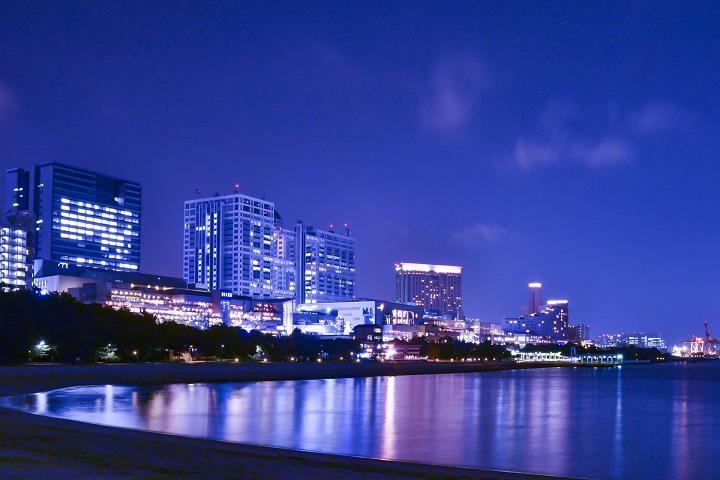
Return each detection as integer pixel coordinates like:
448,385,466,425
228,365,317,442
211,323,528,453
5,363,720,479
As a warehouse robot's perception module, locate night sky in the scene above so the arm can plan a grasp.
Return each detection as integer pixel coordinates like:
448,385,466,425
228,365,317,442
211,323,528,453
1,1,719,344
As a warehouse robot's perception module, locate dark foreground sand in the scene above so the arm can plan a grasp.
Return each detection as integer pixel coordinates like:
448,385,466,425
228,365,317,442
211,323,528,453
0,362,573,480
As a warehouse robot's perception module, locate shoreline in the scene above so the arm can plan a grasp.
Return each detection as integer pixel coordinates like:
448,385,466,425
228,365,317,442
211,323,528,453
0,361,580,479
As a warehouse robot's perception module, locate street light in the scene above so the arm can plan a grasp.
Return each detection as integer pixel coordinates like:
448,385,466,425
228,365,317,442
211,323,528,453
221,344,224,362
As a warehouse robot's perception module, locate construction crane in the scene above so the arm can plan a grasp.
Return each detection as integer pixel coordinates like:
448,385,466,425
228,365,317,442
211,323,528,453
680,322,720,358
704,322,719,356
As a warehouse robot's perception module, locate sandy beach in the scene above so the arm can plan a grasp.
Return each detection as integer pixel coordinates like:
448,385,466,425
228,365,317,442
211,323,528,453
0,361,568,480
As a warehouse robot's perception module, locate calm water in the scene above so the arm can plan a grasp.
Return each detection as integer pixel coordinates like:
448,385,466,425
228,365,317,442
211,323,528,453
4,363,720,479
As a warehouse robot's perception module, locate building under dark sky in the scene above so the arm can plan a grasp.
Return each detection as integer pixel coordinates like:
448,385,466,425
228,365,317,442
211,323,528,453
0,2,719,343
33,162,141,272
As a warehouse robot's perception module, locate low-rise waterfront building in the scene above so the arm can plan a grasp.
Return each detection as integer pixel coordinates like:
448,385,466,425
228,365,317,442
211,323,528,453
32,258,291,331
294,299,424,336
597,332,668,352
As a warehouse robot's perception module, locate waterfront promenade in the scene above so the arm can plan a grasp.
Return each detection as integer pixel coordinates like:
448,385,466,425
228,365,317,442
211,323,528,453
0,361,573,480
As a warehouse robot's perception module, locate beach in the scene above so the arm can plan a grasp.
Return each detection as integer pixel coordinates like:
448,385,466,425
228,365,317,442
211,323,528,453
0,362,563,480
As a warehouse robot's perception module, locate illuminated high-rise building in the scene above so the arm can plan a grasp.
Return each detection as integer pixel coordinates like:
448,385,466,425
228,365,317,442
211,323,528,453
183,193,275,298
272,220,356,303
184,192,356,302
395,262,462,315
290,221,355,304
33,163,141,272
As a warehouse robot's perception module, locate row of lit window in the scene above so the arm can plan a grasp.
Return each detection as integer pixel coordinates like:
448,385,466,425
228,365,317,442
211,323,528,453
61,197,135,217
59,212,137,231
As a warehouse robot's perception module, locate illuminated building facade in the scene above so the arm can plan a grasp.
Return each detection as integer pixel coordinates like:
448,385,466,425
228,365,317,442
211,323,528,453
33,258,289,332
184,192,356,303
290,222,355,304
294,299,422,335
597,332,667,351
0,226,27,289
503,299,570,342
184,193,275,298
270,220,356,303
568,323,590,343
395,262,462,315
33,163,141,272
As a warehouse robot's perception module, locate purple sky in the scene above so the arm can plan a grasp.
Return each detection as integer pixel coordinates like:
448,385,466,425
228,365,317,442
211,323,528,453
1,1,719,344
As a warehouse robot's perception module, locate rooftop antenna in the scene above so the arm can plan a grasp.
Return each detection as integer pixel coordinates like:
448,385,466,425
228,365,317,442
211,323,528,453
195,188,201,198
234,183,239,194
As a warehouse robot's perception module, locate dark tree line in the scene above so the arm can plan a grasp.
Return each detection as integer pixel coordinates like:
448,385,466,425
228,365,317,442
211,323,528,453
0,290,361,364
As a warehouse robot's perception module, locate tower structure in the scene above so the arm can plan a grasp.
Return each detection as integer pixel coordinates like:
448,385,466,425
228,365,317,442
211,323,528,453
528,282,542,314
395,262,462,316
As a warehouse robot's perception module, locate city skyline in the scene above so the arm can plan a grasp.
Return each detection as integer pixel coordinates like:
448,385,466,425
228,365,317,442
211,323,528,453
1,2,719,344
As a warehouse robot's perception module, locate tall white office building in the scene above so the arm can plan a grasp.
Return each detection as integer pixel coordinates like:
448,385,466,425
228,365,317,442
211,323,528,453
183,193,275,298
184,192,356,303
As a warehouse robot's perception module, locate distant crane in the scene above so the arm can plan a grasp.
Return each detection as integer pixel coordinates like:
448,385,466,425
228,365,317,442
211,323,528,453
682,322,720,358
704,322,718,344
704,322,719,356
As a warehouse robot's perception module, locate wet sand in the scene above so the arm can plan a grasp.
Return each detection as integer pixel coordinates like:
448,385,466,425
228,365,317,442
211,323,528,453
0,362,569,480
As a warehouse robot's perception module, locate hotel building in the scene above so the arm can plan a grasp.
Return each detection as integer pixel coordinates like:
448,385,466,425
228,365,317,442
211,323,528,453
32,163,141,272
395,262,462,316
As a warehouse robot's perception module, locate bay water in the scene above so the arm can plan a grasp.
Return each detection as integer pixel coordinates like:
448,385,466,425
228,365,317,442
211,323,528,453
5,362,720,479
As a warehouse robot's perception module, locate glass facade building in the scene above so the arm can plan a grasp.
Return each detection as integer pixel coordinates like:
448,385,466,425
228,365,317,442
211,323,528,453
33,163,141,272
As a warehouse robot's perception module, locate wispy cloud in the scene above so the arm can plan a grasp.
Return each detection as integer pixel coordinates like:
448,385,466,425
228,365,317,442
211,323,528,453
418,52,489,132
453,223,508,246
624,100,695,135
0,80,19,126
511,99,690,171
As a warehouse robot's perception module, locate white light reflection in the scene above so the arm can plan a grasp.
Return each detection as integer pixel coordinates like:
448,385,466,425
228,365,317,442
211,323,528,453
380,376,396,458
613,368,624,478
35,392,47,414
